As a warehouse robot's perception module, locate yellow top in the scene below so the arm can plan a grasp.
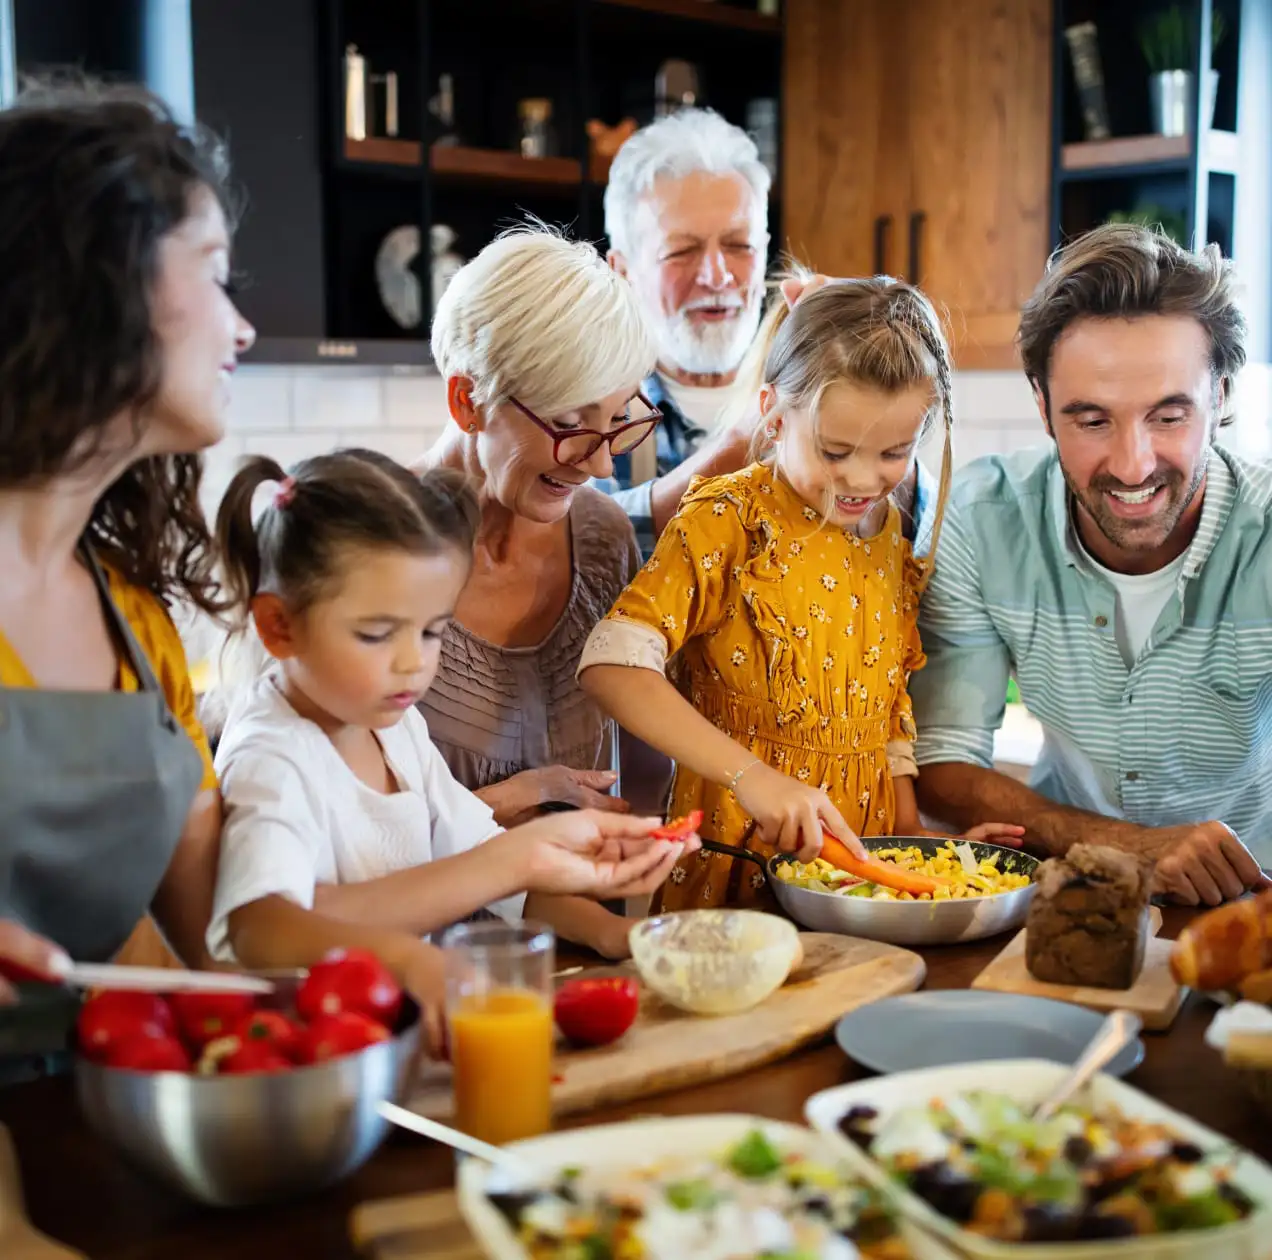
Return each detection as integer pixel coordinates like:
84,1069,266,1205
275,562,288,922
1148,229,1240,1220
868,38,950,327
597,463,925,911
0,566,217,792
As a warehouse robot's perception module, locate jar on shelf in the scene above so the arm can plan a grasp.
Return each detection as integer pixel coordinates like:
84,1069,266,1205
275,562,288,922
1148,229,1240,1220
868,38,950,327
518,98,557,159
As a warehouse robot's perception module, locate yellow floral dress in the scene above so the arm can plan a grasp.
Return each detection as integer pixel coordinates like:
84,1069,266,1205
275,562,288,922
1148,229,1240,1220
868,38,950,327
583,463,926,912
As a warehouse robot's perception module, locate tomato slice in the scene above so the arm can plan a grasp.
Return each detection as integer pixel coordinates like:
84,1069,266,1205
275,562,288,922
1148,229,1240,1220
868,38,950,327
650,809,704,842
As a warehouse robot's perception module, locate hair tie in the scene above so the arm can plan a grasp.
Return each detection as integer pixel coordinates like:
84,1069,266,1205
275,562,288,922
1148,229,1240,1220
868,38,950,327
274,476,297,509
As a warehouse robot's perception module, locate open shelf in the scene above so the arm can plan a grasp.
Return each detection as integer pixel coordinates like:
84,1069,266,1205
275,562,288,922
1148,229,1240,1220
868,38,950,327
1060,130,1239,180
594,0,779,34
343,138,583,187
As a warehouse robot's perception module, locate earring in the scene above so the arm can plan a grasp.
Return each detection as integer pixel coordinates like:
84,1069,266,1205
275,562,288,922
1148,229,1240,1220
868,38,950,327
466,424,477,433
765,423,780,440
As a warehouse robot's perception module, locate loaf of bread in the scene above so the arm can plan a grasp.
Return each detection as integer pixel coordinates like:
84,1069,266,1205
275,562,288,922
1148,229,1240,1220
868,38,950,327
1025,845,1152,989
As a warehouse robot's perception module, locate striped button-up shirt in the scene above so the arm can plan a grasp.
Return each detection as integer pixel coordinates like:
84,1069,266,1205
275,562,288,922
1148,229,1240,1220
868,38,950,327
911,443,1272,864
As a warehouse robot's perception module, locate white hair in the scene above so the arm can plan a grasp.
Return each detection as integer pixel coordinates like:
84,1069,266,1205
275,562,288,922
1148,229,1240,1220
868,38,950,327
431,224,656,417
603,108,771,258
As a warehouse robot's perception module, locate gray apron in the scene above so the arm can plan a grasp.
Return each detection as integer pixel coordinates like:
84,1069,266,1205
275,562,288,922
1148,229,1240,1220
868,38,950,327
0,544,205,1078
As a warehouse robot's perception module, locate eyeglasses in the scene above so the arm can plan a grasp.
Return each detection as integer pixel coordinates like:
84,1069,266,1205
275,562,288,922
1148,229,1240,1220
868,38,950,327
510,392,661,467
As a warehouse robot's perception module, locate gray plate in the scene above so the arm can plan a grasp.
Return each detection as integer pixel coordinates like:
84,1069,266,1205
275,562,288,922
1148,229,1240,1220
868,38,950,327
835,990,1145,1077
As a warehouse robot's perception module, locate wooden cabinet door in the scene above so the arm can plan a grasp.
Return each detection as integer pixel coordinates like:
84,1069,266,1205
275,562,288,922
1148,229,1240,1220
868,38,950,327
782,0,909,280
782,0,1052,369
903,0,1052,368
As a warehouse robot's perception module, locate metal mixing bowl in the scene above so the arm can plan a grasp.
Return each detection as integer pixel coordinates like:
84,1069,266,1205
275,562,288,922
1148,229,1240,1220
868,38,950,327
73,971,421,1207
705,836,1039,947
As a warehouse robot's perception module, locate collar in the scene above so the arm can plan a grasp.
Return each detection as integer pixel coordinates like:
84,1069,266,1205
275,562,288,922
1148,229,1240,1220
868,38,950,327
1051,445,1238,585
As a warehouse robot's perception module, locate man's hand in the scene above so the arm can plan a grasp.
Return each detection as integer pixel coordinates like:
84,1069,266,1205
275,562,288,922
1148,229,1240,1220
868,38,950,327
1143,821,1271,906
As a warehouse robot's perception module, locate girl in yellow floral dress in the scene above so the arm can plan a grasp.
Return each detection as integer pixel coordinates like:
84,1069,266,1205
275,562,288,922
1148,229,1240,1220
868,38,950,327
579,276,1021,911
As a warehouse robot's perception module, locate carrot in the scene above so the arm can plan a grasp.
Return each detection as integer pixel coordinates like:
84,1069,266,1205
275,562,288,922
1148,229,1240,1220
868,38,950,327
819,831,949,897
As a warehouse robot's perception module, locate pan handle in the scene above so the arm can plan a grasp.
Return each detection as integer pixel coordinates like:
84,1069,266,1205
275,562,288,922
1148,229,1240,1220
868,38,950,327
699,838,768,869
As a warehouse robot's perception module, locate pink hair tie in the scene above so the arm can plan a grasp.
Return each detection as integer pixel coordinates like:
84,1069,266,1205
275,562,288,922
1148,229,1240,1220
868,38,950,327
274,476,297,509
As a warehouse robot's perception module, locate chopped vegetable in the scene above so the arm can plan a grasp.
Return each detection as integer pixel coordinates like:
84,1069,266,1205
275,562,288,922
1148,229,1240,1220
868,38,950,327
727,1128,783,1178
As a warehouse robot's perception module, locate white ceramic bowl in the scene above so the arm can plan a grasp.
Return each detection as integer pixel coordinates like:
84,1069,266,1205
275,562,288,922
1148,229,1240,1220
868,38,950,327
804,1058,1272,1260
456,1113,959,1260
628,909,799,1015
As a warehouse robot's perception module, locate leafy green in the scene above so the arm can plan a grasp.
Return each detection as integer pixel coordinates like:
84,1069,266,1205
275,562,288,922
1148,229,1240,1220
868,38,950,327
728,1129,784,1179
664,1179,722,1211
1156,1190,1244,1231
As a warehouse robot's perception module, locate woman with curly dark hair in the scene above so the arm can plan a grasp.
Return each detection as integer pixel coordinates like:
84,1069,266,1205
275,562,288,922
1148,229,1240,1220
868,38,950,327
0,77,254,1061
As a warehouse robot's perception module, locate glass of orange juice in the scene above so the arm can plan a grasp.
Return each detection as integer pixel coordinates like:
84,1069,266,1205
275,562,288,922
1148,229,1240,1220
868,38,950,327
441,920,555,1145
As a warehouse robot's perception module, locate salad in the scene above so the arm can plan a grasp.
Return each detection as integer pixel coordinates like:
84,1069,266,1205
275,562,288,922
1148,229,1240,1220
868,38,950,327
485,1127,913,1259
837,1092,1257,1242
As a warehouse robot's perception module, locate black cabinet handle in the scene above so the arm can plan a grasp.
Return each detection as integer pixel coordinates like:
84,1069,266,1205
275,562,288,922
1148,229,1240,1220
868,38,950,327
907,211,926,286
873,214,892,276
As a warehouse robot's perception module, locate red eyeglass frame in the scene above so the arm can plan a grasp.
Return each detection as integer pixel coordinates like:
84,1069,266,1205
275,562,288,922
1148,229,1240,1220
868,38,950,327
509,393,662,467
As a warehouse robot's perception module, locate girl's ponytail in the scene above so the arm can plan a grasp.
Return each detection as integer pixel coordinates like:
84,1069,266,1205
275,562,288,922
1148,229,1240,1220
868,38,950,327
215,455,286,625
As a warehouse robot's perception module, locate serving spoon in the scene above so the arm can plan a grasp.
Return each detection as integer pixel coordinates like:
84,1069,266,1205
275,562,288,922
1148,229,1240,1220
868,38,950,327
1031,1008,1143,1122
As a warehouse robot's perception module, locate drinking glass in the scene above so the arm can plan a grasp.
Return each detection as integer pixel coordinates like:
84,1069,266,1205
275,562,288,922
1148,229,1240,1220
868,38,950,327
441,920,555,1144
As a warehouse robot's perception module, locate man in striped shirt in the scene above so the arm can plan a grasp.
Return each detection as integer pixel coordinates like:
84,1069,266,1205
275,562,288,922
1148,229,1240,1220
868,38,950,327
912,223,1272,906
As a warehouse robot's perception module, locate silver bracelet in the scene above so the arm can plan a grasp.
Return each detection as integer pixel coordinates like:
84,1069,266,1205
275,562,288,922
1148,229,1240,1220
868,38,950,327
728,758,762,794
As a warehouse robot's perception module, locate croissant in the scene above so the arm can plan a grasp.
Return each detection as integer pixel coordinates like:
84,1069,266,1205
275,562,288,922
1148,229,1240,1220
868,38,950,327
1169,890,1272,990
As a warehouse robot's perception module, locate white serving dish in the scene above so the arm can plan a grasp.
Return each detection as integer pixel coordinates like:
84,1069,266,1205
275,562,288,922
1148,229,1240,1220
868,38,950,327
804,1058,1272,1260
456,1112,960,1259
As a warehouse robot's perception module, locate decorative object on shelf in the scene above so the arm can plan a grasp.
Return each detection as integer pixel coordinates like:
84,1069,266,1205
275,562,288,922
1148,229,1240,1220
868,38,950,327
746,98,778,179
1140,5,1226,136
371,70,399,139
344,44,368,141
517,98,557,159
373,224,466,332
1107,203,1188,247
586,117,637,182
757,0,779,14
1063,22,1110,140
429,74,458,147
345,45,400,141
655,59,701,117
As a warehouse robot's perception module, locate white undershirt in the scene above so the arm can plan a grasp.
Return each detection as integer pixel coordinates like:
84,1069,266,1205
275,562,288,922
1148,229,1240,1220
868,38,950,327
658,372,745,436
1077,541,1188,667
206,671,524,961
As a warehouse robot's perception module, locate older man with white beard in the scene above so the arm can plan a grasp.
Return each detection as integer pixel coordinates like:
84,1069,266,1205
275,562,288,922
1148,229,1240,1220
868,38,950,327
600,108,929,559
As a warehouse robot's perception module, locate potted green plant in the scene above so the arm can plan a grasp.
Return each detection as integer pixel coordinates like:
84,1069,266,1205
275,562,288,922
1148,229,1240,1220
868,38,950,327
1139,5,1227,136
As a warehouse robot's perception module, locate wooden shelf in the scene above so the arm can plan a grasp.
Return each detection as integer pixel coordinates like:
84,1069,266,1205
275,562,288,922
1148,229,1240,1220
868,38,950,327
594,0,779,34
343,138,583,187
1060,130,1239,179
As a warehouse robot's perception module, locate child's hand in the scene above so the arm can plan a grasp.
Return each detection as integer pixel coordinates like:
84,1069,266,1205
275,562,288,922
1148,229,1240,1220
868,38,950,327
400,942,448,1061
511,810,698,900
962,822,1027,848
735,762,866,862
592,914,639,962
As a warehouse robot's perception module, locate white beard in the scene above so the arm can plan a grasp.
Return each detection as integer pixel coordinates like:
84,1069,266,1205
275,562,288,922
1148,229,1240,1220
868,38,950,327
656,295,764,377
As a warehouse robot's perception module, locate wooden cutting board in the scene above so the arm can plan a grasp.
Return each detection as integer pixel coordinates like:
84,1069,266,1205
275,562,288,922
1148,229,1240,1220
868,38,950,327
351,1189,480,1260
408,933,925,1121
972,906,1187,1030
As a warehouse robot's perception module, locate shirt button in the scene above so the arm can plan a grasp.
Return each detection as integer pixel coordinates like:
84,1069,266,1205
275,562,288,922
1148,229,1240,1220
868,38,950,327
1094,615,1108,628
1125,770,1140,782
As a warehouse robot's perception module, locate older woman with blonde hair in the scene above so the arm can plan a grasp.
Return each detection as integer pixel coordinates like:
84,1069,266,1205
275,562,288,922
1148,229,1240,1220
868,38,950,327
414,226,668,955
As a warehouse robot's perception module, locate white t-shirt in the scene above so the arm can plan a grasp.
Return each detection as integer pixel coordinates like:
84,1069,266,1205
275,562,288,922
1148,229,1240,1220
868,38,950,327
658,372,744,436
1078,541,1188,666
206,671,524,961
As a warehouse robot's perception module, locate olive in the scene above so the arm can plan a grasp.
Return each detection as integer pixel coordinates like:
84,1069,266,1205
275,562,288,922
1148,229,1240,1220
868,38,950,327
1076,1211,1138,1239
910,1161,979,1222
1063,1135,1094,1165
1087,1173,1135,1203
1022,1202,1079,1241
1170,1141,1204,1164
803,1193,832,1217
1219,1182,1255,1214
487,1191,542,1223
836,1110,876,1150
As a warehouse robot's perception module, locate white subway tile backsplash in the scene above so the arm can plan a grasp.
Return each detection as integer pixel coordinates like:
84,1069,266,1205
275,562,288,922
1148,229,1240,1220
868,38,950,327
291,373,383,430
243,431,341,468
384,373,450,429
225,367,292,432
343,428,437,466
